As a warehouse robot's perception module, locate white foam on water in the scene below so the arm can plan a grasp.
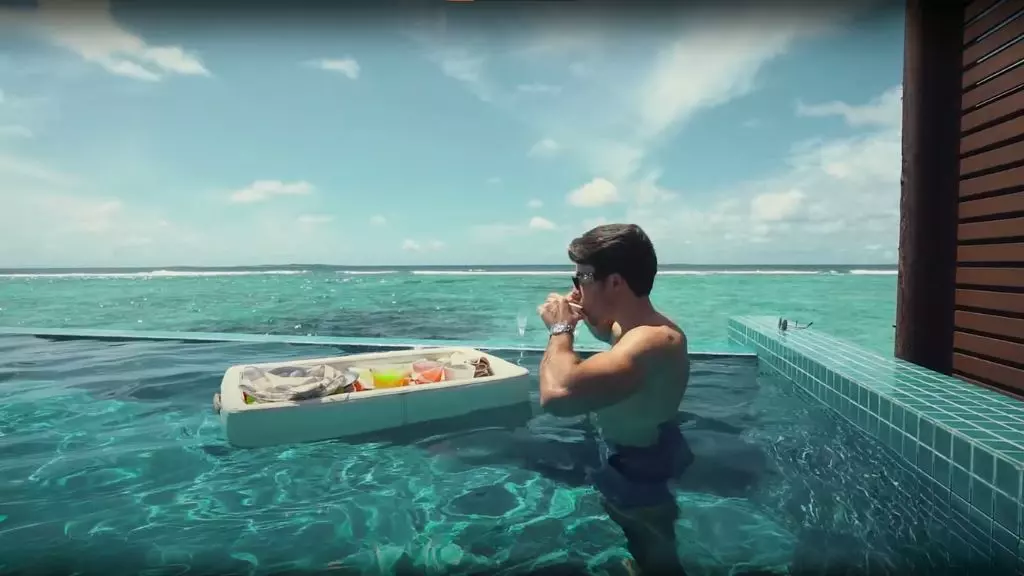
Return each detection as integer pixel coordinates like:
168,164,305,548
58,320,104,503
0,267,899,279
849,269,898,275
411,269,829,276
657,270,823,276
409,269,884,277
0,269,308,279
410,270,570,276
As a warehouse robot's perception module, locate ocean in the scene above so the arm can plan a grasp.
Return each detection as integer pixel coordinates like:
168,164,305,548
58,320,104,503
0,264,898,353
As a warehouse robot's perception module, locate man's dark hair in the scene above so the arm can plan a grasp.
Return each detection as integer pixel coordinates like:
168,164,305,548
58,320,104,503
568,223,658,297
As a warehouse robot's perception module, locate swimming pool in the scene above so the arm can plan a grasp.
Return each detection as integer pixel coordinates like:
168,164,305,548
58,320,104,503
0,336,955,574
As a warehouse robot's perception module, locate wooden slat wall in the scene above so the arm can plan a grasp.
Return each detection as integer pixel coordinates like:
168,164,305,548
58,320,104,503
955,0,1024,395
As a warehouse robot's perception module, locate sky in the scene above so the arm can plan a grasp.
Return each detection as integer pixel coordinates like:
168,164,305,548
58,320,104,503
0,0,905,268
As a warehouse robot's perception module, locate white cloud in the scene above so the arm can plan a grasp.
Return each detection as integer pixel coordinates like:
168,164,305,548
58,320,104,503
402,238,444,252
36,195,123,234
0,154,205,266
13,0,211,82
796,86,902,127
634,15,821,144
633,171,678,206
0,153,75,187
527,199,543,209
750,189,805,222
528,138,560,158
415,5,853,221
229,180,314,204
567,177,620,208
425,45,494,103
622,85,902,263
471,216,562,242
308,57,361,80
370,215,387,226
529,216,556,230
297,214,333,225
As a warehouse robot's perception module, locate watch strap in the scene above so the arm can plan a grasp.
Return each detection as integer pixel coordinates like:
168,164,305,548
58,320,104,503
549,321,575,336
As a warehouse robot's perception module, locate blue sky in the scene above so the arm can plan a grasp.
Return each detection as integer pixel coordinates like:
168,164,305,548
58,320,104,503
0,1,904,267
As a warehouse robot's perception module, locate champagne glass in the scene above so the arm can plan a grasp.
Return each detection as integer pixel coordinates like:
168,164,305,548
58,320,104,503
516,307,529,337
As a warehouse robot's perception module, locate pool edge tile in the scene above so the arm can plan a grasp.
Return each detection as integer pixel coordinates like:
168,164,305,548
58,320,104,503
730,315,1024,560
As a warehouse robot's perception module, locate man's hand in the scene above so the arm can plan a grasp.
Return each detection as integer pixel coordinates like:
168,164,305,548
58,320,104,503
568,291,617,343
537,292,583,330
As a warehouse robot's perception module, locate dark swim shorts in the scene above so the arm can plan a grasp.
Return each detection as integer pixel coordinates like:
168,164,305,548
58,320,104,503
588,422,694,510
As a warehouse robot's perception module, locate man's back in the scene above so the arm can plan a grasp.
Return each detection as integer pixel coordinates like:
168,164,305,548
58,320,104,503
591,317,690,447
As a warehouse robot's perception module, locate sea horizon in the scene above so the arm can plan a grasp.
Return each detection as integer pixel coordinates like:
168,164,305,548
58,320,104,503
0,263,899,276
0,260,900,356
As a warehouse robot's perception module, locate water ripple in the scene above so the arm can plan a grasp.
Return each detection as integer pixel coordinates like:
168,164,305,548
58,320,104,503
0,336,952,574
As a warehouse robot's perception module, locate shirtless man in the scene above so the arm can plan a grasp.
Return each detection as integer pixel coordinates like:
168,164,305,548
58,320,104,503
536,223,691,574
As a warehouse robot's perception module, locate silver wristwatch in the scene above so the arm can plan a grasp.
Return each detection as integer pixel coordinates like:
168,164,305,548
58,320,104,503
549,321,575,337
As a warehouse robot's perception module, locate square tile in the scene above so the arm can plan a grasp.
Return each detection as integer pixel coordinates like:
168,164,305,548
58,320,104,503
994,456,1022,500
932,455,952,489
993,489,1019,536
953,435,973,470
732,315,1024,562
934,426,953,460
919,419,935,450
974,447,995,484
971,478,994,519
952,464,972,502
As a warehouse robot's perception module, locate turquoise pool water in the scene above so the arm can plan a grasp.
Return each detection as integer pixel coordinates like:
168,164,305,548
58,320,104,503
0,335,951,574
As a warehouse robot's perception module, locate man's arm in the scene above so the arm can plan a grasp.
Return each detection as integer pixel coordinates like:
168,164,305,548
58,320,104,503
538,328,658,417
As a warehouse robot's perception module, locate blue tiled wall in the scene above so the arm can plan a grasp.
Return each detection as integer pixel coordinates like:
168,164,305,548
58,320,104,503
729,316,1024,571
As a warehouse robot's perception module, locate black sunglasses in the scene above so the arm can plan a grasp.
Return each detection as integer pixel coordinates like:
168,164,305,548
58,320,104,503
571,271,597,290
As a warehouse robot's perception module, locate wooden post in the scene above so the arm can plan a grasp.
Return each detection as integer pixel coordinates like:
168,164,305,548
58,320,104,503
894,0,963,373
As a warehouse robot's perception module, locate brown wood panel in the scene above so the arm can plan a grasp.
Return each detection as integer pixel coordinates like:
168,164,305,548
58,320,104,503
897,0,964,374
965,1,1023,44
960,115,1024,154
960,138,1024,174
959,164,1024,197
960,190,1024,218
956,310,1024,339
955,330,1024,363
965,0,1000,23
958,242,1024,261
961,87,1024,133
957,266,1024,287
963,39,1024,87
954,371,1024,398
956,288,1024,313
953,353,1024,389
962,65,1024,109
959,216,1024,239
964,12,1024,64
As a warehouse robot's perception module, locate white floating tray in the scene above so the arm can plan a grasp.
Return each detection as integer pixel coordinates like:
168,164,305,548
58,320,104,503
214,346,531,447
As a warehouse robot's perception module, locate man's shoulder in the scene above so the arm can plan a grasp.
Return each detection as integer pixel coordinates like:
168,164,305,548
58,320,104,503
614,323,686,359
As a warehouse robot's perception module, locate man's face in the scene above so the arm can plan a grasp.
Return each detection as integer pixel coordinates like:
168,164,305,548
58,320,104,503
571,263,609,320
